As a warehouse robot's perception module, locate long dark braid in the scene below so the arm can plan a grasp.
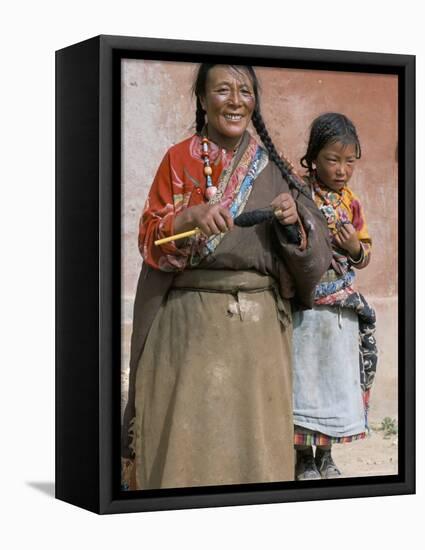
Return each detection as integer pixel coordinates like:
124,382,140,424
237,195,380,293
251,109,312,202
195,97,205,134
301,112,362,173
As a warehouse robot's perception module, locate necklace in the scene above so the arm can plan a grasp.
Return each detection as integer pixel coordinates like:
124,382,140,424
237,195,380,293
312,178,345,228
201,137,217,200
313,180,343,208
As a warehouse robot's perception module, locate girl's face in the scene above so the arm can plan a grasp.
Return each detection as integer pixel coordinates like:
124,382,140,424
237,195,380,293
314,141,357,192
200,65,256,150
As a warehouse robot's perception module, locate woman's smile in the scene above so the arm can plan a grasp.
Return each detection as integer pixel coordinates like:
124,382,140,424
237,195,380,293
200,65,256,150
224,113,243,120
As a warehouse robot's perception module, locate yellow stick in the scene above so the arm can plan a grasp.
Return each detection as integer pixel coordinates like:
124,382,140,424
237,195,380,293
154,227,201,246
154,208,283,246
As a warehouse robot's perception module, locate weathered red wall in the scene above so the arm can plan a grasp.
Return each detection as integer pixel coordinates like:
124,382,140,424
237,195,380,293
121,60,398,421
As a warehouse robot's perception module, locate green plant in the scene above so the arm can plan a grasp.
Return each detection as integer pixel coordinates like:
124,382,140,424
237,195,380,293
381,417,398,438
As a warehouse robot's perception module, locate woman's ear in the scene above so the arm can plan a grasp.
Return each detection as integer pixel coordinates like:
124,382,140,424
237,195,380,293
199,96,206,112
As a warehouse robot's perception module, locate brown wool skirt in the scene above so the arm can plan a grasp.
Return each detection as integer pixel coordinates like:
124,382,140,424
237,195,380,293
133,270,294,489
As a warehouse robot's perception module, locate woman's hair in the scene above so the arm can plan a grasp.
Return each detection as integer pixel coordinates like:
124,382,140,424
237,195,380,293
300,112,362,173
192,63,297,192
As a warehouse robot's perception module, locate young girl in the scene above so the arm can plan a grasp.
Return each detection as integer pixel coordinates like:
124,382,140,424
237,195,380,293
293,112,378,480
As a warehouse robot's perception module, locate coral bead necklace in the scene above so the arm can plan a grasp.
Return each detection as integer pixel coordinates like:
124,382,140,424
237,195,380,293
201,137,217,200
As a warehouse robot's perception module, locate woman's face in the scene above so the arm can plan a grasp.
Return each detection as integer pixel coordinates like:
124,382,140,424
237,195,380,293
200,65,256,150
314,141,357,192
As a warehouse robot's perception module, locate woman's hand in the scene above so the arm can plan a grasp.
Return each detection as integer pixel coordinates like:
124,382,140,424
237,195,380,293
175,203,234,237
270,193,298,225
334,222,361,258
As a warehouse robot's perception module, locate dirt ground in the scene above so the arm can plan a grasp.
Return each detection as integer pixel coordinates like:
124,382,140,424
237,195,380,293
331,424,398,478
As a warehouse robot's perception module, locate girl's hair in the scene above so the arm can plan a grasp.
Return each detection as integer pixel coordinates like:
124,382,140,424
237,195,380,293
300,112,362,173
192,64,297,192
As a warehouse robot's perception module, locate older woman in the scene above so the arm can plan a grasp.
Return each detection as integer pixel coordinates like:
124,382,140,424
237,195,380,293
122,64,332,490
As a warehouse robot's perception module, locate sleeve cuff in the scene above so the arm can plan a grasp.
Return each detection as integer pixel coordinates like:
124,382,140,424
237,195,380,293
349,244,365,265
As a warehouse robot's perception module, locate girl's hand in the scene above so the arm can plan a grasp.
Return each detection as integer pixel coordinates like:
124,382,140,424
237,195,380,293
175,203,234,237
334,222,361,258
270,193,298,225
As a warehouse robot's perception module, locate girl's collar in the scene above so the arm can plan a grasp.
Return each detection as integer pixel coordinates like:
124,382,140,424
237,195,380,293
311,170,346,195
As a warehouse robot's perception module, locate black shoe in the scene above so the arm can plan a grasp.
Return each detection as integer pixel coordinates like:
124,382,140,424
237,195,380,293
315,450,342,479
295,450,321,481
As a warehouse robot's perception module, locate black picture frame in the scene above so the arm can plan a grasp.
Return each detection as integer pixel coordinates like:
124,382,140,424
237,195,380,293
55,34,415,514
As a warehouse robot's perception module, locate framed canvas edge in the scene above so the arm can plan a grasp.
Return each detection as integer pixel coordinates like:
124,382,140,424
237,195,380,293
99,478,414,515
90,35,415,514
56,36,102,514
97,34,415,67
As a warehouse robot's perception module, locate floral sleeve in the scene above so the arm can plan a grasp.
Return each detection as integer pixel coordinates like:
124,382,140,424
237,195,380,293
138,151,192,272
348,195,372,270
